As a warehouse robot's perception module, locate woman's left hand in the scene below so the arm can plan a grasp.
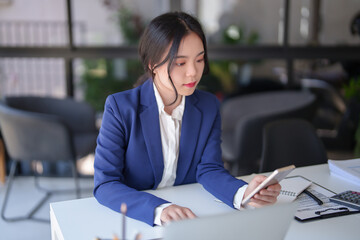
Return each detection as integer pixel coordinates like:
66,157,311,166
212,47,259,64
243,175,281,208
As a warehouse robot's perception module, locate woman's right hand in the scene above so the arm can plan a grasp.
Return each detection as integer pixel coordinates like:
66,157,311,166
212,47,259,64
243,175,281,208
160,204,197,224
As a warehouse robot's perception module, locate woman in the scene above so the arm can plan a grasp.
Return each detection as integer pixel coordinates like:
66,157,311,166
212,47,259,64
94,11,280,226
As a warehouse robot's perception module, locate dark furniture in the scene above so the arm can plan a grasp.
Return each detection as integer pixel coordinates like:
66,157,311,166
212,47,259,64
0,96,98,222
5,96,98,161
221,91,316,176
0,135,5,185
301,78,360,155
259,119,328,173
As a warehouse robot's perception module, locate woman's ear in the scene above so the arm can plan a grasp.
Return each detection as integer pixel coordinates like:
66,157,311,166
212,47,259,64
148,64,155,75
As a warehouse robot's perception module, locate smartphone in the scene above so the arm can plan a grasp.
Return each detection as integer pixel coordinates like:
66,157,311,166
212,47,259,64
242,165,296,205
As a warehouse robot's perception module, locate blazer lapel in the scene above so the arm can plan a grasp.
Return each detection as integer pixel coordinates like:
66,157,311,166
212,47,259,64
175,93,202,185
139,80,164,189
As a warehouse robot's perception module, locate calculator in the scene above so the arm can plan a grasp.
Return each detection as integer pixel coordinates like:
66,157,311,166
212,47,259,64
329,191,360,210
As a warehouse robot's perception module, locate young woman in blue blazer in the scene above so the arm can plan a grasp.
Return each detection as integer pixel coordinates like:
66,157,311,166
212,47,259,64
94,12,281,226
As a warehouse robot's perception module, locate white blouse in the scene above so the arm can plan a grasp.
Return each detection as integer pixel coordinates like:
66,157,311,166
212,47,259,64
152,83,247,226
153,83,185,189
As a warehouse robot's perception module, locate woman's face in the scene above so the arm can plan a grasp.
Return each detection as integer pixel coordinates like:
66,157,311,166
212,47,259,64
153,32,205,99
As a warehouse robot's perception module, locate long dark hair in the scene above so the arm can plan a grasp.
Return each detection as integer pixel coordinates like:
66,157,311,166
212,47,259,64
137,12,209,105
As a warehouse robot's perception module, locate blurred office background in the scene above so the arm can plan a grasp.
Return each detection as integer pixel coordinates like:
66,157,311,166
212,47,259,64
0,0,359,239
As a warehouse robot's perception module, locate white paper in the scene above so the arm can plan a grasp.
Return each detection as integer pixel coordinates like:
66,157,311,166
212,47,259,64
328,158,360,186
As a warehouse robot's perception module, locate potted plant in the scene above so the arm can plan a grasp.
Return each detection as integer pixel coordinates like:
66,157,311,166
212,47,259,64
81,5,145,111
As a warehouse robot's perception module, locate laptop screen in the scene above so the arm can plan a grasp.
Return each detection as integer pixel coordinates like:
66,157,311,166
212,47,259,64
163,203,296,240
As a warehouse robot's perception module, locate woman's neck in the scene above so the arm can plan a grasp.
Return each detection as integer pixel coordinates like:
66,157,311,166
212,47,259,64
163,97,182,115
154,81,182,115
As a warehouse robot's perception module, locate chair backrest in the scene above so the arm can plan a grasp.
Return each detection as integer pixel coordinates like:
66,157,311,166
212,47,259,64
0,103,75,162
301,78,360,150
5,96,97,133
221,91,316,175
259,119,328,172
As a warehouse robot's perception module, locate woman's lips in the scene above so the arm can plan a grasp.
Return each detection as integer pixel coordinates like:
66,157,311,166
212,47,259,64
184,82,196,88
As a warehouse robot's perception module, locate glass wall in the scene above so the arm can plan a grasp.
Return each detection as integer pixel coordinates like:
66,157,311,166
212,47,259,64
0,58,66,97
72,0,171,46
1,0,359,100
289,0,360,45
198,0,283,45
0,0,67,46
73,58,142,110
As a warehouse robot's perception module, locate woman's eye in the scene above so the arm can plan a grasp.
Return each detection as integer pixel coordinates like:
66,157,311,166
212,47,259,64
197,58,204,63
176,62,185,66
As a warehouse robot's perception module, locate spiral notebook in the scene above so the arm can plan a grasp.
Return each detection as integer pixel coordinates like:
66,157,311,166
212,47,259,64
277,176,312,203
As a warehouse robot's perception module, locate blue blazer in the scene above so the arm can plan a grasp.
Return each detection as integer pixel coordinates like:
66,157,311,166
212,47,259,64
94,79,247,226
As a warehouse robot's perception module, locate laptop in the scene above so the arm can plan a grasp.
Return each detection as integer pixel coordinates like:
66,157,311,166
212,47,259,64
163,203,296,240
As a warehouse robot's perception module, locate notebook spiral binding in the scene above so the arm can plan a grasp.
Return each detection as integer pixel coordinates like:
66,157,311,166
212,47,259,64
280,190,297,197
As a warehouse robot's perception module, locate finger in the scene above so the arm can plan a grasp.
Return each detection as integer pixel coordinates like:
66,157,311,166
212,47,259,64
179,208,197,219
249,197,274,206
162,208,179,222
252,175,267,184
247,198,268,208
184,208,197,219
259,188,280,197
161,213,173,223
247,200,266,208
161,207,173,223
245,175,270,198
260,183,281,194
174,208,188,220
168,209,183,221
254,194,277,203
266,183,282,192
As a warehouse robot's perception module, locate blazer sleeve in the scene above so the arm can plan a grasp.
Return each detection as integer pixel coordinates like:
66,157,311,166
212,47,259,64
93,95,169,226
196,97,247,208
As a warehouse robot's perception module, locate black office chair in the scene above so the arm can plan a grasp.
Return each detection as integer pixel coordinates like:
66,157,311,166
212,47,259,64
221,91,316,176
259,119,328,173
0,96,98,222
301,78,360,153
5,96,98,162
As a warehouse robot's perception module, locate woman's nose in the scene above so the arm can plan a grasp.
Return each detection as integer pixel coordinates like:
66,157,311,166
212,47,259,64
186,62,197,77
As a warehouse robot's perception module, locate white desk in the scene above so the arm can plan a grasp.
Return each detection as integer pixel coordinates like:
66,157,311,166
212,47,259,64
50,164,360,240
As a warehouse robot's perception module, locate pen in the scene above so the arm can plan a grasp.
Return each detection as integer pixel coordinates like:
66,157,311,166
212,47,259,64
304,189,323,205
121,203,127,240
